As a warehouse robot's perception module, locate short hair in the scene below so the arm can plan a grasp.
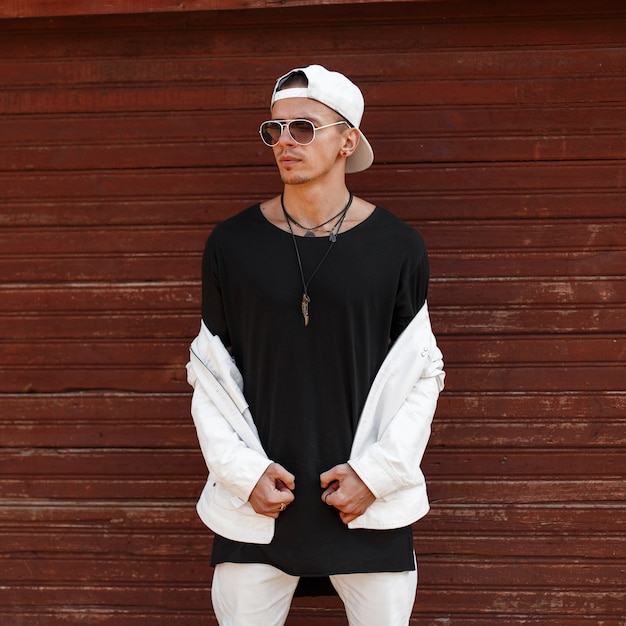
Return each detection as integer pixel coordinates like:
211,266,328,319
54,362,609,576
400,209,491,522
276,70,308,91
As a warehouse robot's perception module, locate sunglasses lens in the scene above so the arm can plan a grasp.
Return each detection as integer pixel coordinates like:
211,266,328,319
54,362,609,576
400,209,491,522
260,121,283,146
287,120,315,144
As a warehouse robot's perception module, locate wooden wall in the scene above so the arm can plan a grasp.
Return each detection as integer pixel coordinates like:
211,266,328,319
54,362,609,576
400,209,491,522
1,0,625,624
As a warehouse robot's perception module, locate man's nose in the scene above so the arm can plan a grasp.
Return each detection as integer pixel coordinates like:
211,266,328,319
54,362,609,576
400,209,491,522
277,123,295,145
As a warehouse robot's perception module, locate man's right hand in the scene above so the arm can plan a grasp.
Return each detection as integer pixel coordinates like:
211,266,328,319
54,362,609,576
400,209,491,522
248,462,295,518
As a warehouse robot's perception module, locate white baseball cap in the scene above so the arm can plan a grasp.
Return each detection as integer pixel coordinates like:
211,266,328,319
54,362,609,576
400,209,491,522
270,64,374,174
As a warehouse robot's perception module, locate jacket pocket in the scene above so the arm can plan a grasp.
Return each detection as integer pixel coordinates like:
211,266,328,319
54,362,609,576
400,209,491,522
209,480,262,517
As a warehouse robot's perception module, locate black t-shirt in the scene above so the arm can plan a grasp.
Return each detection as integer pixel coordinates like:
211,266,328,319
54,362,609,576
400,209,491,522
201,204,429,581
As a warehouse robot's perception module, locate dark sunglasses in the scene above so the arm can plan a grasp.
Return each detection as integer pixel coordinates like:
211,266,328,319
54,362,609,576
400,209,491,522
259,119,349,147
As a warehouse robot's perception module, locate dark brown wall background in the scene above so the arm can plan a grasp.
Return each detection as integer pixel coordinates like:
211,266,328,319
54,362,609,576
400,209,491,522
1,1,625,624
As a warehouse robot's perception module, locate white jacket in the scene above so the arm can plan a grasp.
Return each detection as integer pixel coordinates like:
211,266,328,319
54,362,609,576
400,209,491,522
187,301,445,544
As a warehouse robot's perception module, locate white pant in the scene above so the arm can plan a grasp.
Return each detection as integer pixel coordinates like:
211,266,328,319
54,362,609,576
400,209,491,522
211,561,418,626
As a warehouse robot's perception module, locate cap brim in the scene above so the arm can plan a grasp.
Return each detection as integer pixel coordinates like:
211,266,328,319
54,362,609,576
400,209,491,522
346,131,374,174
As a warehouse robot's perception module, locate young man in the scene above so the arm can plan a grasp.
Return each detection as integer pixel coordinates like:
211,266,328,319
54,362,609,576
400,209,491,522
187,64,445,626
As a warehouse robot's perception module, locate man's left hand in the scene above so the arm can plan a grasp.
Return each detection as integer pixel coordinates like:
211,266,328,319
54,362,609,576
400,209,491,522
320,463,376,525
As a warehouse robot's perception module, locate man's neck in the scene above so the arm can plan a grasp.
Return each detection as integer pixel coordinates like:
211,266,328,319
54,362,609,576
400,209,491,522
281,184,351,228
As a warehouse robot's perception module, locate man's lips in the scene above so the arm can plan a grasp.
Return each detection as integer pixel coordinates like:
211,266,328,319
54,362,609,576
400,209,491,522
277,151,302,165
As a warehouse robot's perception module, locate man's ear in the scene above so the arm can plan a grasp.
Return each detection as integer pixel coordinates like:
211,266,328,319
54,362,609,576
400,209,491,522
340,127,361,158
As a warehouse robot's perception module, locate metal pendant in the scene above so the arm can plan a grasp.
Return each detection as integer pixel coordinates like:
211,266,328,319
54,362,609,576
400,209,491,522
301,293,311,326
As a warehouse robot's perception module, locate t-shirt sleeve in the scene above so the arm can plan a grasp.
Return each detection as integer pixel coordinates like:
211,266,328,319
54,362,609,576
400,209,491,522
390,229,430,342
201,230,231,347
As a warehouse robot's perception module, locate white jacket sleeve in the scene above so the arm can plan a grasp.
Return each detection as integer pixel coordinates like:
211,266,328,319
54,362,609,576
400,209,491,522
348,374,440,499
189,370,272,504
348,343,444,500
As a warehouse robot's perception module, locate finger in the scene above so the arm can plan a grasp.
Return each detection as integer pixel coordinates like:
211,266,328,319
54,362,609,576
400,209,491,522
319,467,338,488
320,468,340,488
274,464,296,490
258,501,281,519
282,490,296,506
339,511,356,525
275,477,295,492
321,481,340,505
261,497,293,518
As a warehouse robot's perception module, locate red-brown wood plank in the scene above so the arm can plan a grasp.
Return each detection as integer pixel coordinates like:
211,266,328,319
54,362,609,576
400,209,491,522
0,0,425,20
2,49,626,93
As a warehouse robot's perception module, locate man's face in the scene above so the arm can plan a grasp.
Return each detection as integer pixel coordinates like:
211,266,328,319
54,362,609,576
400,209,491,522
269,97,350,186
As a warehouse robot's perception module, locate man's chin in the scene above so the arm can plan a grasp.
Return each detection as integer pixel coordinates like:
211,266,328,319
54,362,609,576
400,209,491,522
280,171,310,186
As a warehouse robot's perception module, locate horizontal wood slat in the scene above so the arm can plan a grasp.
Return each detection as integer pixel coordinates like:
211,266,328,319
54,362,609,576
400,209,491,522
0,0,422,20
1,0,624,624
2,51,626,94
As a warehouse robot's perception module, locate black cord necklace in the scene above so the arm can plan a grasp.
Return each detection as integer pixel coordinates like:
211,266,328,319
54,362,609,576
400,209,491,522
281,192,353,326
283,203,349,238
